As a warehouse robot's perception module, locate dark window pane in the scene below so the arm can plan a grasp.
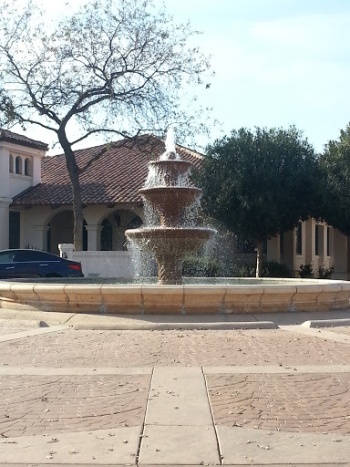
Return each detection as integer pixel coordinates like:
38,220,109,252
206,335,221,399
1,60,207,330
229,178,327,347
9,211,20,249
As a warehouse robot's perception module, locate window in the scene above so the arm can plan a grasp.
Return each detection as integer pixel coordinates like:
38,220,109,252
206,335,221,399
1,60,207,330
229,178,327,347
296,222,302,255
315,224,319,256
14,250,55,262
15,156,22,174
127,216,143,229
9,211,20,249
327,226,331,256
101,219,113,251
9,154,14,173
280,232,284,255
24,158,31,176
0,251,16,263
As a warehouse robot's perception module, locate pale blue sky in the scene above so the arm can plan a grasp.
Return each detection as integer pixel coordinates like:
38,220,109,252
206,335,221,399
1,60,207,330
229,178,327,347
14,0,350,153
160,0,350,152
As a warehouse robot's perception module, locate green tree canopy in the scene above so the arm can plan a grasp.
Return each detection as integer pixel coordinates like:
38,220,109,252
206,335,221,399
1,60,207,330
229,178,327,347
0,0,211,249
197,126,320,276
319,123,350,235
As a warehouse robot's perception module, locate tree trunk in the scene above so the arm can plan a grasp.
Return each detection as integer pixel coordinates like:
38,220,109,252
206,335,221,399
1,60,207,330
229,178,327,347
255,240,263,278
58,131,84,251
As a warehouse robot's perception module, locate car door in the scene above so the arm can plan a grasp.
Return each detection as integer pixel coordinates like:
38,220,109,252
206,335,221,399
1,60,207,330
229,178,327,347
13,250,59,277
29,250,62,277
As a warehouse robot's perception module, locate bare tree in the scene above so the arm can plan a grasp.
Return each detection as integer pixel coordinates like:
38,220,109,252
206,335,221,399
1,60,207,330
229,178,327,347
0,0,211,250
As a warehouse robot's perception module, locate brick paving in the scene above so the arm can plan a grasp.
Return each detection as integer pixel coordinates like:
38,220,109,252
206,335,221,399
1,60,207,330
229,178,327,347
0,374,149,438
207,373,350,434
0,328,350,367
0,316,350,465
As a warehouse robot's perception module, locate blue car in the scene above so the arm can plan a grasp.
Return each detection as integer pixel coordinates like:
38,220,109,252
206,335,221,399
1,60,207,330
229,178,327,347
0,249,84,279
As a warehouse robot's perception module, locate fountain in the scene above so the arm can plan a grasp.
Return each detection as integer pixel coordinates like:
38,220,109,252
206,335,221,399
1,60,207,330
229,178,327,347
125,128,215,285
1,130,350,315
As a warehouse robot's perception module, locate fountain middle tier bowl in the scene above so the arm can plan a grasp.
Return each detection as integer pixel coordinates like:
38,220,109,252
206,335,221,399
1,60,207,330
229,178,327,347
140,186,202,204
126,227,215,255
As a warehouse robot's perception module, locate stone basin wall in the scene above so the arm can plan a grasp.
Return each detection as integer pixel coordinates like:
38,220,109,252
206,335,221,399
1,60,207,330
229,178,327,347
1,279,350,315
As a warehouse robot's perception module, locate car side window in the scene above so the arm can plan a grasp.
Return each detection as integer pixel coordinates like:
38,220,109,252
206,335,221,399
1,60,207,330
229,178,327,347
0,252,15,263
15,250,58,262
15,251,43,262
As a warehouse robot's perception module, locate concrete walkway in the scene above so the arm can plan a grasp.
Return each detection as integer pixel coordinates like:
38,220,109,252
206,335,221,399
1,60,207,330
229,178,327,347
0,309,350,465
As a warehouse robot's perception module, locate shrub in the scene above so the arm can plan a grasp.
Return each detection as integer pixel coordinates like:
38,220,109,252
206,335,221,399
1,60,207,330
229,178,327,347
228,263,256,277
182,256,221,277
298,264,314,278
317,266,334,279
261,261,291,278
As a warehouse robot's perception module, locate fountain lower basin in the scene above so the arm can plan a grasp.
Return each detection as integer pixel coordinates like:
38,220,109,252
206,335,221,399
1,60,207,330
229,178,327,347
127,227,215,285
1,278,350,315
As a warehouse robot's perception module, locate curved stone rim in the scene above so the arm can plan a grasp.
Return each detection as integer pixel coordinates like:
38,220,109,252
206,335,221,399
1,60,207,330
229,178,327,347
1,278,350,314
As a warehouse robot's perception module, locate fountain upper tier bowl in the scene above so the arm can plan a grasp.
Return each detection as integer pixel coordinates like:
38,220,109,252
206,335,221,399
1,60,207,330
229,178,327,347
139,187,203,227
145,159,193,187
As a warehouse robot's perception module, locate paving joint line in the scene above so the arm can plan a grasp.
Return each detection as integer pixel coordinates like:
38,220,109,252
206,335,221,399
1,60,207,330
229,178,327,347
137,366,155,465
0,366,152,376
202,366,223,465
280,324,350,344
203,364,350,374
0,324,69,342
1,365,350,376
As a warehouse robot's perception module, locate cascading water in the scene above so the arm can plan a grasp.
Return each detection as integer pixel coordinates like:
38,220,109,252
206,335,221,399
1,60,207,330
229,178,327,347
125,129,216,285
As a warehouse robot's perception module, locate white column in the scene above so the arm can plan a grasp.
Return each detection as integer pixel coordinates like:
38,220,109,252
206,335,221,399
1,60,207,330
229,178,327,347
333,230,348,280
85,224,101,251
0,198,12,250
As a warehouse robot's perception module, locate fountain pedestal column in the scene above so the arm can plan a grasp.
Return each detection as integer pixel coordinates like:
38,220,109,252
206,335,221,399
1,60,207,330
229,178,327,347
157,253,183,285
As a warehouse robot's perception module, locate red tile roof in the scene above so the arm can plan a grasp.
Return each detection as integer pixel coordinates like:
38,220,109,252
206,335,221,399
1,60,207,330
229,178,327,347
0,129,48,150
12,135,203,206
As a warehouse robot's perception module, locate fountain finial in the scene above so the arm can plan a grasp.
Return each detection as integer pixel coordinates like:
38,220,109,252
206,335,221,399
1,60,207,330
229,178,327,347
164,126,177,160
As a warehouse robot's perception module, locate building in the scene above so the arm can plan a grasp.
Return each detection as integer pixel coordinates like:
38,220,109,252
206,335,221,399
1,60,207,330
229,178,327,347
0,129,349,279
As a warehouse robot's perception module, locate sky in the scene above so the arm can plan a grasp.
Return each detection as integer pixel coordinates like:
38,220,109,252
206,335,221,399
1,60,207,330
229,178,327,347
11,0,350,153
160,0,350,152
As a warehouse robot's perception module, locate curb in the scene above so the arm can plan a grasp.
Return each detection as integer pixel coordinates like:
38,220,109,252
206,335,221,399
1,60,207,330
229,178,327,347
302,318,350,328
73,320,278,331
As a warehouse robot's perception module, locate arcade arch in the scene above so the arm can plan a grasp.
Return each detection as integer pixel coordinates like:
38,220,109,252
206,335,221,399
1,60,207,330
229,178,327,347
100,209,143,251
47,210,87,254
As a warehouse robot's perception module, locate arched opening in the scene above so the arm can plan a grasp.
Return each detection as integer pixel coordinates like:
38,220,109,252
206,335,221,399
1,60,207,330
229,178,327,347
9,154,14,173
100,210,143,251
24,158,31,176
48,210,87,254
15,156,22,174
127,216,143,229
101,219,113,251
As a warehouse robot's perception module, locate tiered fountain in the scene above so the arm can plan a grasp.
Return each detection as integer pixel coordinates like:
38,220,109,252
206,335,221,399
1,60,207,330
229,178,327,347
125,129,215,285
1,130,350,315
